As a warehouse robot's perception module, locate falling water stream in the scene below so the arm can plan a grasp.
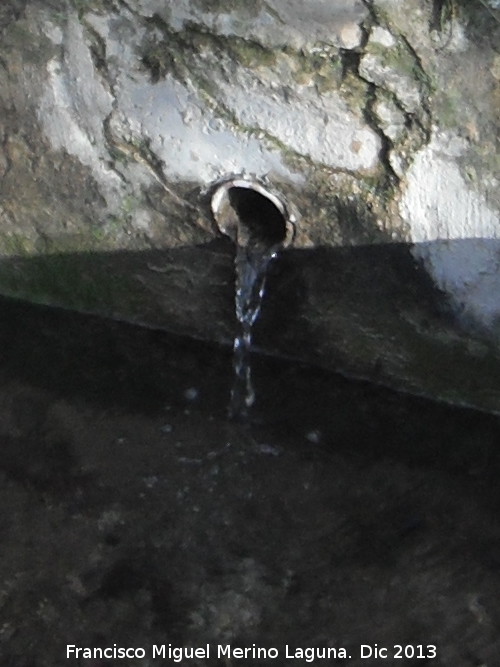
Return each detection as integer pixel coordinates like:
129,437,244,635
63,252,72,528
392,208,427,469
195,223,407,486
211,179,292,420
228,238,279,419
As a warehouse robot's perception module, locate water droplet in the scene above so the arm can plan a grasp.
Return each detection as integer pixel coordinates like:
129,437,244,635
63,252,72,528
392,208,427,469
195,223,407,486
255,443,282,456
306,429,322,444
184,387,199,401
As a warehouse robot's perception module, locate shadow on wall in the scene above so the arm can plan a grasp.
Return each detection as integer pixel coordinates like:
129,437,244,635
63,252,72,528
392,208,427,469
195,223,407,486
0,291,500,483
0,237,499,413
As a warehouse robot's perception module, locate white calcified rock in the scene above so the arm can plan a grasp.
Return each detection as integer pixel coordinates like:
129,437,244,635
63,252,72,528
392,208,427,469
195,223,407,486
214,75,381,172
37,14,123,209
401,132,500,334
401,132,499,243
39,6,380,192
374,96,406,142
134,0,368,51
370,26,396,48
359,52,422,113
38,10,303,194
414,239,500,335
113,73,301,184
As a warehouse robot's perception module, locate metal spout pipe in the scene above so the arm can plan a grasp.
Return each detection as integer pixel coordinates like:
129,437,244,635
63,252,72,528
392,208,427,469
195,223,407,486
210,177,297,249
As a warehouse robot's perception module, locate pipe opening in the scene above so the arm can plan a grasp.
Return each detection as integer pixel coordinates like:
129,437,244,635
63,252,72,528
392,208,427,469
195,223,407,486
227,186,286,247
211,177,296,249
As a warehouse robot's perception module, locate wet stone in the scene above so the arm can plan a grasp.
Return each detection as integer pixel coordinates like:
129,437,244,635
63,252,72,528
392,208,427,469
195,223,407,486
0,298,500,665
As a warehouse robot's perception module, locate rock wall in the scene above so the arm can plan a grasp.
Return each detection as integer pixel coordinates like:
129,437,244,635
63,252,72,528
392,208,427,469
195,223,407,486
0,0,499,412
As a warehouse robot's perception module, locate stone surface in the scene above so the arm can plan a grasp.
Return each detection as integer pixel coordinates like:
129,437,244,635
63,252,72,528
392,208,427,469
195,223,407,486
2,296,500,667
0,0,499,413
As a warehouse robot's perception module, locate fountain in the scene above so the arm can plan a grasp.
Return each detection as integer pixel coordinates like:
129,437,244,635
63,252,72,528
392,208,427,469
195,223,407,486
211,177,297,419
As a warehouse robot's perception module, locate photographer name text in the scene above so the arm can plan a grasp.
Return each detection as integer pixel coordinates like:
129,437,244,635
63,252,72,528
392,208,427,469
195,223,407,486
67,643,437,662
